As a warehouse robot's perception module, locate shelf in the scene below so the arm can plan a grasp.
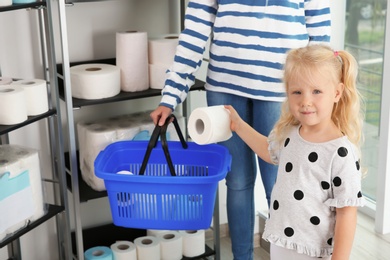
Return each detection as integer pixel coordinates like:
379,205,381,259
0,109,57,136
57,58,205,108
0,204,64,248
0,1,46,12
64,151,108,202
71,223,215,260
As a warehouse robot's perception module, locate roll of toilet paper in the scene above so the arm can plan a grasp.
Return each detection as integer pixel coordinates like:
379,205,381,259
134,236,161,260
148,35,178,65
0,77,12,84
146,229,170,237
187,105,232,145
110,241,137,260
84,246,113,260
12,79,49,116
0,86,27,125
179,230,205,257
149,63,167,89
70,63,120,100
116,31,149,92
156,231,183,260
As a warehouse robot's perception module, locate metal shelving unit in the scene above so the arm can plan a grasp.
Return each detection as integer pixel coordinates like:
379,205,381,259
0,1,71,259
54,1,220,259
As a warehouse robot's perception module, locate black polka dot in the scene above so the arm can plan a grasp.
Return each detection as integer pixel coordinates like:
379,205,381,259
285,162,293,172
284,138,290,147
293,190,304,200
338,147,348,157
273,200,279,210
333,177,342,187
310,216,320,225
327,238,333,246
321,181,330,190
356,160,360,171
308,152,318,162
284,227,294,237
357,191,362,198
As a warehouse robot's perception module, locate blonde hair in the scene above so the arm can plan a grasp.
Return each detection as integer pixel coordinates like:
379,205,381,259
272,44,364,150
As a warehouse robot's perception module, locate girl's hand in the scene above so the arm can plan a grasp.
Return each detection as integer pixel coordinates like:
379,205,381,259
224,105,243,132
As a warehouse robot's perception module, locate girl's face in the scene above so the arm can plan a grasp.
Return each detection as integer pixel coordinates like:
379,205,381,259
287,70,343,130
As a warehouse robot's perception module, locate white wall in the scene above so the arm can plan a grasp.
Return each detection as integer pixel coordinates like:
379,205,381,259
0,1,346,259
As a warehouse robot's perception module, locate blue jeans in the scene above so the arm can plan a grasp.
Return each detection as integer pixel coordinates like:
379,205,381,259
207,91,281,260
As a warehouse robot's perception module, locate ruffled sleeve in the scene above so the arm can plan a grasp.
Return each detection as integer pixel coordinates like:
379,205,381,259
324,140,366,208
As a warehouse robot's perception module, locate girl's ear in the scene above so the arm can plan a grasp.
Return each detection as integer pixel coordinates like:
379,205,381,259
334,82,344,102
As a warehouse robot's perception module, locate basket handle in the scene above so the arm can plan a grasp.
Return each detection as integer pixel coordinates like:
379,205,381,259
139,114,188,176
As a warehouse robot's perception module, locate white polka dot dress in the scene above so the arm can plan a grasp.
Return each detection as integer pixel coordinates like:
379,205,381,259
263,126,365,258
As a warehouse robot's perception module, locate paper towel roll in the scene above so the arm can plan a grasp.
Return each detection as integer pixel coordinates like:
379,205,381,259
148,35,178,65
110,241,137,260
116,31,149,92
179,230,205,257
156,231,183,260
12,79,49,116
134,236,161,260
149,63,167,90
187,105,232,145
0,77,12,84
84,246,113,260
70,63,120,100
0,86,27,125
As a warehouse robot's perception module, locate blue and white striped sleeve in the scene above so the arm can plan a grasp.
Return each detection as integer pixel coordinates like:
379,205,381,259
304,0,331,44
160,0,217,110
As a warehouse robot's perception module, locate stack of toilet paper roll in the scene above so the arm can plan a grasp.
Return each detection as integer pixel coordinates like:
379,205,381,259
70,63,121,100
0,144,45,242
0,78,49,125
77,111,186,191
148,34,179,89
116,31,149,92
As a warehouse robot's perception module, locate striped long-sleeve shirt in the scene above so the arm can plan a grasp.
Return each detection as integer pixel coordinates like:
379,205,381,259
160,0,331,110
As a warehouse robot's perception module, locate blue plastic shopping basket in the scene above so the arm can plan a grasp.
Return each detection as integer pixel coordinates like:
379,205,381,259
95,115,232,230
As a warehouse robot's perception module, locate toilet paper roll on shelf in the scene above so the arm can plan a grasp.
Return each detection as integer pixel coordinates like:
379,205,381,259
84,246,113,260
12,79,49,116
116,31,149,92
179,229,206,257
110,241,137,260
0,85,27,125
148,35,179,65
156,231,183,260
134,235,161,260
148,35,179,90
187,105,232,144
0,77,13,85
70,63,121,100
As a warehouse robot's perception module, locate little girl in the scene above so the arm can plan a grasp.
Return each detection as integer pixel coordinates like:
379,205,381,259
225,44,365,259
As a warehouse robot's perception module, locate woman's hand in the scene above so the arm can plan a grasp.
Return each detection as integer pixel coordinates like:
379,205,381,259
150,106,173,126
